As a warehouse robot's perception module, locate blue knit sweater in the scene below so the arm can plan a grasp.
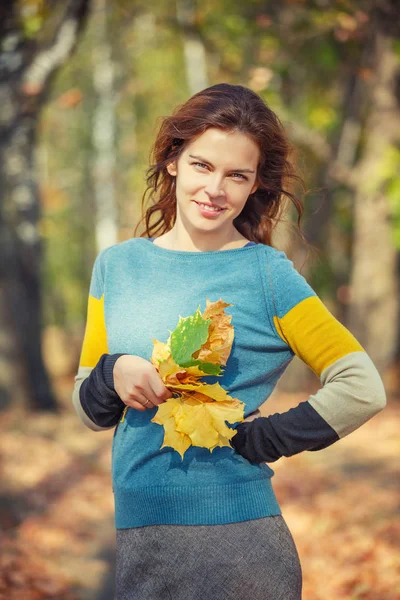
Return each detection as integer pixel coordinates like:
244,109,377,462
72,237,386,528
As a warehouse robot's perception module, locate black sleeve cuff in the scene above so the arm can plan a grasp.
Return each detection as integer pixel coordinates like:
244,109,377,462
230,401,340,463
103,353,125,389
79,353,127,428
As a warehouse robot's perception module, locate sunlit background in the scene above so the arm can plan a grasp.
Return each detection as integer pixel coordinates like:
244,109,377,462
0,1,399,599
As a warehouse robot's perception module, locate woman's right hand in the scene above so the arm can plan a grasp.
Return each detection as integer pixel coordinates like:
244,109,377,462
113,355,173,411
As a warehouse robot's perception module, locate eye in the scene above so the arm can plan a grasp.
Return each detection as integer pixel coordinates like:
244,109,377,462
192,162,247,181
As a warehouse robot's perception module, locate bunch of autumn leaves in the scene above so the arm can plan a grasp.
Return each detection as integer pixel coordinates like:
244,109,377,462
148,299,246,459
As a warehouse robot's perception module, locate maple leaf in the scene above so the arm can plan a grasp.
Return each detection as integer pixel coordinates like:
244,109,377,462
170,307,210,365
165,382,233,402
196,298,234,366
151,399,192,459
146,298,245,459
151,338,171,366
152,395,244,458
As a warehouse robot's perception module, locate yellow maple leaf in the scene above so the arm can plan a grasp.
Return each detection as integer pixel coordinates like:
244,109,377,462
164,381,233,402
150,338,171,366
152,397,193,459
175,403,219,448
151,394,244,457
161,416,192,459
206,400,244,438
195,298,234,366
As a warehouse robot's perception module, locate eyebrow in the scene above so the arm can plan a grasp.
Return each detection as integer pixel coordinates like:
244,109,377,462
188,154,256,174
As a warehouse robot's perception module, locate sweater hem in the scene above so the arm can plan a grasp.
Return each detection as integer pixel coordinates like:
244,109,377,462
114,477,281,529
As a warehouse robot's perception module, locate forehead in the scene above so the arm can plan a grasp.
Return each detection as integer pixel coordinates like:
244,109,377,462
183,128,259,167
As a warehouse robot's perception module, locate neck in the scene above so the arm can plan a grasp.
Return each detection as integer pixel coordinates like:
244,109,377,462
161,224,247,252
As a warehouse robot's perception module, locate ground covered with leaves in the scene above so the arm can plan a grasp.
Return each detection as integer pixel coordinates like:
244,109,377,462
0,379,398,600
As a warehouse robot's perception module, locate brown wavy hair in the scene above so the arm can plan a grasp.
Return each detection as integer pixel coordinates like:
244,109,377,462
134,83,309,251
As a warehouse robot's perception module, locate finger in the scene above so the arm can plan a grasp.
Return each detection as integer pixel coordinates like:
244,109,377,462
127,391,155,410
149,377,173,404
127,399,154,412
133,372,164,406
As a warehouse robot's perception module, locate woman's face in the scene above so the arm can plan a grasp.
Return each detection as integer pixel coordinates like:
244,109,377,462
166,128,259,238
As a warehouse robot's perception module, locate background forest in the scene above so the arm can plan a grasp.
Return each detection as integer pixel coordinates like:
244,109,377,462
0,0,399,599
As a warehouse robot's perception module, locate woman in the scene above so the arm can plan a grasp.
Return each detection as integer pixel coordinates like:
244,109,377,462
72,83,386,600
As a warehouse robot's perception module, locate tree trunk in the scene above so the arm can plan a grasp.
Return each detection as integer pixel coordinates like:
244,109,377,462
348,32,400,375
176,0,209,94
91,0,119,252
0,0,91,410
0,119,55,410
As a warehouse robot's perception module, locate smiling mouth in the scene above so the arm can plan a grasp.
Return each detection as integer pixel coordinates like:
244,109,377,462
194,201,226,212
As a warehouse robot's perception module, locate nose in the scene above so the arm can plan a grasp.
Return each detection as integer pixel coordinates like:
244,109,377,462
204,175,225,200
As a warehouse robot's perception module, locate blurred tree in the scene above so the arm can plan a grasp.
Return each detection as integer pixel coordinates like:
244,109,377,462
91,0,119,252
177,0,209,93
0,0,91,410
348,3,400,373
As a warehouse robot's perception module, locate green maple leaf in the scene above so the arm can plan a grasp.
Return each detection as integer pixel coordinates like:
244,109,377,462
170,306,211,367
194,361,222,376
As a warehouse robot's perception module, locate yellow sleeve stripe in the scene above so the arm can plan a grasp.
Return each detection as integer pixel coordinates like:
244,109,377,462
79,294,109,368
273,296,365,377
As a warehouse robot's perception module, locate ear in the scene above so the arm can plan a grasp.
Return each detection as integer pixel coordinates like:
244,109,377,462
167,161,177,177
250,182,258,195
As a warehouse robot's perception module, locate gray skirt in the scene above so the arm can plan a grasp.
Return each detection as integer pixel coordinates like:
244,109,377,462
115,515,302,600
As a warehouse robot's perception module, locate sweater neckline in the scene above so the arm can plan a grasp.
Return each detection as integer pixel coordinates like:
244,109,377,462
140,237,259,258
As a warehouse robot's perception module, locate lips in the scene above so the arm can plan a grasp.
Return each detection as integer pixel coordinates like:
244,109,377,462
194,201,226,210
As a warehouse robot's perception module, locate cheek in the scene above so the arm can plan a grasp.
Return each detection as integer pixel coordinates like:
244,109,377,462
177,169,201,193
179,173,204,195
231,186,251,207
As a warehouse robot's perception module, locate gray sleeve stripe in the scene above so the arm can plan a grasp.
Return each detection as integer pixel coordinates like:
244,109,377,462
308,351,386,438
72,366,115,432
